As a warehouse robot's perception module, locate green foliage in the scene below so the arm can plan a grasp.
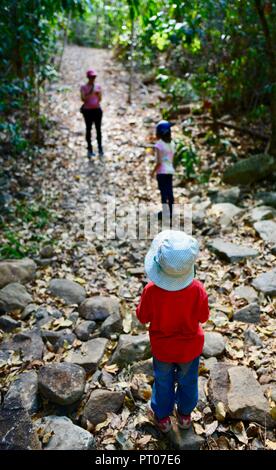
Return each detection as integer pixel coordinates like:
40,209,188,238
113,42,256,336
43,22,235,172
174,140,199,179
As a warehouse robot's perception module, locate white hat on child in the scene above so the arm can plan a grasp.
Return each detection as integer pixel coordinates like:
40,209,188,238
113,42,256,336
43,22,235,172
145,230,199,291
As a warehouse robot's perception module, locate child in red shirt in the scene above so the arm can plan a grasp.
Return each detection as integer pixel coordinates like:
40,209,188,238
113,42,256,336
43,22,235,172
136,230,209,433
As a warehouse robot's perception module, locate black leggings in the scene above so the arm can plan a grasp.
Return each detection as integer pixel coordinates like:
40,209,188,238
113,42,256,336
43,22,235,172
157,174,174,217
82,108,103,153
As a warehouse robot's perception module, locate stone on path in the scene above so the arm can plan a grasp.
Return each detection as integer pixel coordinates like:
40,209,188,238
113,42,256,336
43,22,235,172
0,329,44,362
167,419,204,450
233,285,258,303
0,315,21,332
130,359,153,378
3,371,38,413
83,389,125,425
39,245,55,259
244,328,263,347
79,296,120,321
74,320,96,341
208,363,232,407
256,191,276,208
0,283,32,313
38,363,86,405
100,313,122,338
233,303,260,324
209,187,240,204
49,278,86,305
0,258,37,289
110,334,151,367
41,329,76,352
198,376,208,411
211,203,243,226
222,153,276,185
0,406,41,450
34,416,95,450
65,337,108,372
202,332,226,358
250,205,275,222
208,238,259,262
227,366,273,427
252,268,276,296
254,220,276,244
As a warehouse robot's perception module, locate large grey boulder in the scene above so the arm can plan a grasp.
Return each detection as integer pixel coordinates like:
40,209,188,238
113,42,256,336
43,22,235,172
83,389,125,425
209,187,240,204
49,279,86,305
252,268,276,296
0,283,32,313
202,332,226,358
208,239,259,262
254,220,276,244
0,406,41,450
79,296,120,321
250,205,275,222
222,153,276,185
0,259,37,289
38,363,86,405
34,416,95,450
227,366,273,427
110,334,151,367
233,303,260,324
65,337,108,372
256,191,276,208
3,371,39,413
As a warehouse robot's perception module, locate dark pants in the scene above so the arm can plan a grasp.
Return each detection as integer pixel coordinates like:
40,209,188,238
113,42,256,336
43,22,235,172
157,174,174,218
82,108,103,153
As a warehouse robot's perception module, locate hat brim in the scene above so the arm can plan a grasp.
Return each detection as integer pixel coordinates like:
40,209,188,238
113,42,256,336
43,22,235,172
144,232,195,291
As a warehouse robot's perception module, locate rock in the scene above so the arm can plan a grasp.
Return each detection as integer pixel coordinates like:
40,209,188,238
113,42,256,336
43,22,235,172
233,286,258,303
197,376,208,411
233,303,260,324
209,187,240,204
167,422,204,450
38,363,86,405
65,337,108,372
21,303,39,320
39,245,55,259
227,366,273,427
41,329,76,352
222,153,276,185
208,239,259,262
79,296,120,321
0,350,13,367
252,268,276,296
34,306,63,327
254,220,276,244
201,357,218,372
0,315,21,332
110,334,151,367
3,371,38,413
34,416,95,450
0,406,41,450
130,359,154,378
0,283,32,313
250,206,275,222
49,279,86,305
0,329,44,362
0,258,37,289
74,320,97,341
100,313,122,338
103,255,115,269
244,329,263,347
82,389,125,425
208,363,232,408
202,332,226,358
256,191,276,208
211,203,243,226
100,370,115,387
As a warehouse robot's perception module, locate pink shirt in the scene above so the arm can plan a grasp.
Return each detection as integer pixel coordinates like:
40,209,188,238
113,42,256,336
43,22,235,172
155,139,175,175
81,83,102,109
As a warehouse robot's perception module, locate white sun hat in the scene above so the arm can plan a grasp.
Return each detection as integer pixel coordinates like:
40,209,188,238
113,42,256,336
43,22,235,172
145,230,199,291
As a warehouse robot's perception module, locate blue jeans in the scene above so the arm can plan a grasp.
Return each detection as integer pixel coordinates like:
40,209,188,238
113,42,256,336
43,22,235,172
151,356,200,420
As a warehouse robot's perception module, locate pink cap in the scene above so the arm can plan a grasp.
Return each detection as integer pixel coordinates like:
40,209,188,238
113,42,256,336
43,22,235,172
86,69,97,78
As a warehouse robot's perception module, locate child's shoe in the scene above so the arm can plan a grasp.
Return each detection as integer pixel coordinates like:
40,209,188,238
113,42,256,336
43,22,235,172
177,412,191,430
87,150,96,159
155,415,172,433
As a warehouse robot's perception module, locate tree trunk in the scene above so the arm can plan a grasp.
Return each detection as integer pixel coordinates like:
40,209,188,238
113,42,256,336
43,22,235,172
127,18,135,105
254,0,276,156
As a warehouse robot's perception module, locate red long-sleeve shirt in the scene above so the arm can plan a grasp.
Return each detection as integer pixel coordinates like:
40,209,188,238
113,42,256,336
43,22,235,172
136,279,209,363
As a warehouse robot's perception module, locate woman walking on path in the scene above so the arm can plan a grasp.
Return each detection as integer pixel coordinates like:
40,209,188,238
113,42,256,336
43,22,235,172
80,69,104,159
